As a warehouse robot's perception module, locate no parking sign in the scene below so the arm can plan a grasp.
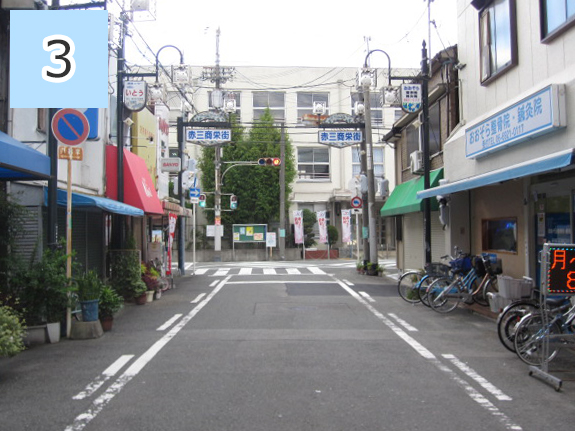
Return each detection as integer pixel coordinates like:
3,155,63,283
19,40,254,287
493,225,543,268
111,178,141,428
51,108,89,146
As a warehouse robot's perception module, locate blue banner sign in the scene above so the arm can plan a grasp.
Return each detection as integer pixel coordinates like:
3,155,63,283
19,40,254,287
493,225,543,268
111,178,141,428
466,85,565,159
186,129,231,145
318,131,362,148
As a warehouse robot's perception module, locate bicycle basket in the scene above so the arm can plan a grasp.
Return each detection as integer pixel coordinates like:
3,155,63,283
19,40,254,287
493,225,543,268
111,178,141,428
450,256,472,273
425,262,450,277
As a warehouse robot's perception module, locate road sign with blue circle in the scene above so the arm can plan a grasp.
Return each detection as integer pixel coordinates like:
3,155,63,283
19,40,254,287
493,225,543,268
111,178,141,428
351,196,363,208
51,108,89,146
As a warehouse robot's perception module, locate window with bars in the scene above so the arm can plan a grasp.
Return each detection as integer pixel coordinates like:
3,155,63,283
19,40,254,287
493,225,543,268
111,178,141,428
298,147,330,180
479,0,517,83
253,91,285,121
351,92,383,125
297,92,329,124
541,0,575,40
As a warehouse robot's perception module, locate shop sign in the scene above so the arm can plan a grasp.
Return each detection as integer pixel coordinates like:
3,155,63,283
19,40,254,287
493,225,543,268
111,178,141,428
124,81,147,112
466,84,566,159
318,131,362,147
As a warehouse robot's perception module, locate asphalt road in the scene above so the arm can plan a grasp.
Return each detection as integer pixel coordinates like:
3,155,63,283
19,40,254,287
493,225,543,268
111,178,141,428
1,260,574,431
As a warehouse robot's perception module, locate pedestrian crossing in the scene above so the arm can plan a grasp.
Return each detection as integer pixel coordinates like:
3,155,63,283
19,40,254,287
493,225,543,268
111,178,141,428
190,266,328,276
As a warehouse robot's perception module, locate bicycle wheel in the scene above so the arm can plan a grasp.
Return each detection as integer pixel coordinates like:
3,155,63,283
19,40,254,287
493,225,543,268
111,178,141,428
397,271,423,304
427,276,462,313
513,313,561,366
473,276,497,307
497,300,538,352
418,276,436,307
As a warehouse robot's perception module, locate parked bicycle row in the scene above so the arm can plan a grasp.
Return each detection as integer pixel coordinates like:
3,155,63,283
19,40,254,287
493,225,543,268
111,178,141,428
397,247,575,370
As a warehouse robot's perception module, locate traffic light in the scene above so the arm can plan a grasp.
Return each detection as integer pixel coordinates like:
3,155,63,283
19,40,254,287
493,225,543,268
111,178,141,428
258,157,281,167
198,194,207,208
230,194,238,210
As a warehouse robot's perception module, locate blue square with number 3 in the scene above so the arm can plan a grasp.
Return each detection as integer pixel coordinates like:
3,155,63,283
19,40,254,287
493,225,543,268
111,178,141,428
10,10,108,108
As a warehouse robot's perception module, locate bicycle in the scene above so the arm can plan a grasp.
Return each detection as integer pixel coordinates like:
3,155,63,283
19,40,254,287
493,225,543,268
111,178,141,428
426,253,500,313
397,260,451,305
513,296,575,366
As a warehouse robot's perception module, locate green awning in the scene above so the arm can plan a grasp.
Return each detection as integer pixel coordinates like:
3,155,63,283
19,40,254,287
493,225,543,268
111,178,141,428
380,168,444,217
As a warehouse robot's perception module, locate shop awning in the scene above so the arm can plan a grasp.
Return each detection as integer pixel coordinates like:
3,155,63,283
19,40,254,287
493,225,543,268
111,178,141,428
0,131,51,181
380,169,443,217
417,149,574,200
44,188,144,216
106,146,164,215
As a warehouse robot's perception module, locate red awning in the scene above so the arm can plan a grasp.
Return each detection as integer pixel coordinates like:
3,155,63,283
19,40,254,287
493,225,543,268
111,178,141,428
106,146,163,215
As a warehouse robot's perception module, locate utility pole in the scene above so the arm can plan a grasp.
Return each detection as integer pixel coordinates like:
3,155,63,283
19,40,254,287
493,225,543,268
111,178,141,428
421,41,432,265
362,83,378,267
359,122,370,264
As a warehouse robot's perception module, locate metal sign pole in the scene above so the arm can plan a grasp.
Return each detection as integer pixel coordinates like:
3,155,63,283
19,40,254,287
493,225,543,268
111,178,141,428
66,152,73,338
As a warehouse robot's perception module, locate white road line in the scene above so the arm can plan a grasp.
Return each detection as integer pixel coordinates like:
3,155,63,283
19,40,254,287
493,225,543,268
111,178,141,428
214,268,230,276
239,267,252,275
358,291,376,303
191,293,207,304
263,268,277,275
332,276,522,431
194,268,208,275
72,355,134,400
209,280,219,287
156,314,183,331
442,354,512,401
431,359,521,430
226,280,335,285
65,277,230,431
286,268,301,275
342,279,354,286
388,313,418,332
308,266,326,274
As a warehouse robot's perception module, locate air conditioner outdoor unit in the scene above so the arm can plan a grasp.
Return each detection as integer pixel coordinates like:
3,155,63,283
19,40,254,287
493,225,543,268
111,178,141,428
410,150,424,175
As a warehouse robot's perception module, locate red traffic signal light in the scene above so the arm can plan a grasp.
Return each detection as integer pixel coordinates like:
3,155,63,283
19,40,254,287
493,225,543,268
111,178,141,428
258,157,281,166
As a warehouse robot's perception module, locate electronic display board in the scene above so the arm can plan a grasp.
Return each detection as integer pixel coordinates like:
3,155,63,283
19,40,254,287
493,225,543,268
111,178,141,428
546,244,575,296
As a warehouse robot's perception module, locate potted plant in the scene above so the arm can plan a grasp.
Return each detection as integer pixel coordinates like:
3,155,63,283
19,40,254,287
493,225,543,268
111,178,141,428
75,270,102,322
141,262,160,302
133,280,148,305
98,285,123,331
109,235,144,302
356,261,365,274
366,262,381,276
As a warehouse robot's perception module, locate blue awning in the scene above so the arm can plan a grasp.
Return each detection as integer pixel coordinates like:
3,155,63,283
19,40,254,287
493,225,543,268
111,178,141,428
44,188,144,217
417,149,574,199
0,131,51,180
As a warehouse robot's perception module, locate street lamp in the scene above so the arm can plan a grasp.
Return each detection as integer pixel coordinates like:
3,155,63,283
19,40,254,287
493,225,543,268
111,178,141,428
363,43,432,266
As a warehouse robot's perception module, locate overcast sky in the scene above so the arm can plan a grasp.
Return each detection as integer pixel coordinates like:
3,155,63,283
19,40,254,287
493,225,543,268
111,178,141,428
105,0,458,70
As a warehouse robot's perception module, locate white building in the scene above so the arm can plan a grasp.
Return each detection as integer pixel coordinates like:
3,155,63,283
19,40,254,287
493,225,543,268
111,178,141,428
184,65,418,257
418,0,575,280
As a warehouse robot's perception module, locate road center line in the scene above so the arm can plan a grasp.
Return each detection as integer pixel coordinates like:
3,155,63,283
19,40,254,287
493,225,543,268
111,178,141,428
358,291,376,303
191,293,207,304
388,313,418,331
156,314,183,331
64,276,230,431
72,355,134,400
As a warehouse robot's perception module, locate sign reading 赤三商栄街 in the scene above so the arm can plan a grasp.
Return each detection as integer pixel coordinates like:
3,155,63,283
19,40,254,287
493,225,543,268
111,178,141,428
465,84,566,159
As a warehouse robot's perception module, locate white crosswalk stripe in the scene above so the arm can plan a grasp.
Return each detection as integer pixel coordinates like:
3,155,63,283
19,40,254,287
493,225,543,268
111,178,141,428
239,267,252,275
286,268,301,275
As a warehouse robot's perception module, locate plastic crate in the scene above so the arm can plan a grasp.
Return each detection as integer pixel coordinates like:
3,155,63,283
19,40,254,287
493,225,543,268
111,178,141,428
487,292,513,313
497,275,533,299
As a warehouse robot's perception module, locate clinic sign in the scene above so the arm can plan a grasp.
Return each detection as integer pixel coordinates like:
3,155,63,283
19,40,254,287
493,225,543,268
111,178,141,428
466,84,566,159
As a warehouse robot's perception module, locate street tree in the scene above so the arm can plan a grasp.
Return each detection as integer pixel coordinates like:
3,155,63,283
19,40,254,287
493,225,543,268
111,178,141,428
197,109,297,241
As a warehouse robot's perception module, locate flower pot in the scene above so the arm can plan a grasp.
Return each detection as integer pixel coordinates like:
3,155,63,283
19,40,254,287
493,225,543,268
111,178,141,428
154,289,161,300
45,322,61,343
100,316,114,331
23,325,47,345
135,293,147,305
80,299,99,322
146,291,154,303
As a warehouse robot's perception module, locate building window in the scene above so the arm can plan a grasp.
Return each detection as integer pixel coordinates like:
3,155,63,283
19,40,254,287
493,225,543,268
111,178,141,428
479,0,517,83
297,92,329,124
429,103,441,155
352,147,384,177
298,147,330,180
541,0,575,41
253,91,285,121
482,218,518,253
209,91,241,118
351,92,383,125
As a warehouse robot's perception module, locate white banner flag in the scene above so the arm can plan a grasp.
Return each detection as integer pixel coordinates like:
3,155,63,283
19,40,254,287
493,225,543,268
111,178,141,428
317,210,327,244
294,210,304,244
341,209,352,243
